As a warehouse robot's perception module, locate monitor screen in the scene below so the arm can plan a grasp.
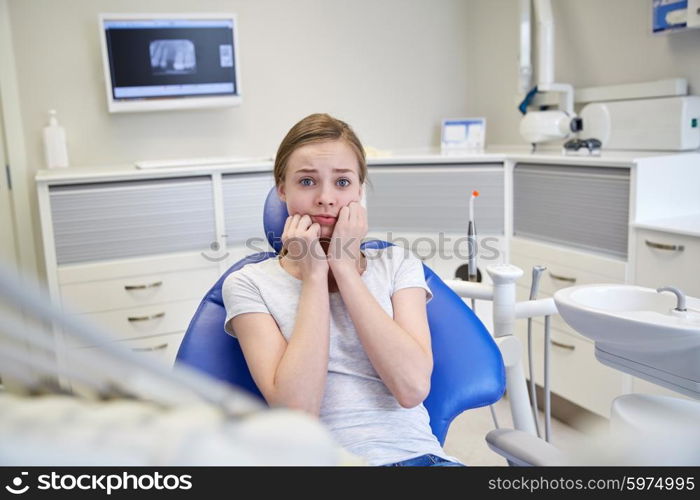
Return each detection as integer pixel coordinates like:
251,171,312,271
99,14,241,112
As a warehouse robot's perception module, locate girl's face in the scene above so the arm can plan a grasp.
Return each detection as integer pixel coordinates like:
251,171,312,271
278,139,363,239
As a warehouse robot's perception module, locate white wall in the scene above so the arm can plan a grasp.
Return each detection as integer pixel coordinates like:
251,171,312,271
5,0,472,276
6,0,700,278
467,0,700,145
9,0,472,168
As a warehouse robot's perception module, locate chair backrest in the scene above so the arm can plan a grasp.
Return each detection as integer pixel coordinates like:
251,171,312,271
176,188,505,445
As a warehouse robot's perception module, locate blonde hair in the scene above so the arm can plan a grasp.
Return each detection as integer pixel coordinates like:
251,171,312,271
273,113,367,188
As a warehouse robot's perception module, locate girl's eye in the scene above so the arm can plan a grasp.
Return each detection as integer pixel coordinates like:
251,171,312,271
337,178,351,187
300,178,314,186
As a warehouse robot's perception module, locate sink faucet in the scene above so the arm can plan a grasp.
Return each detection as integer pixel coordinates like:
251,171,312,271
656,286,687,312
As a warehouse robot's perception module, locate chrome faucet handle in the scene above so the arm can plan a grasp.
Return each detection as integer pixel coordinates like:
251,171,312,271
656,286,687,312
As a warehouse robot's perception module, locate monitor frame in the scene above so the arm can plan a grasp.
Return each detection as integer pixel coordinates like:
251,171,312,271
98,12,242,113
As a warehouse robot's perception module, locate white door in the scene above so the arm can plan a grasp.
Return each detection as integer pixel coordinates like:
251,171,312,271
0,0,41,394
0,85,31,394
0,97,18,269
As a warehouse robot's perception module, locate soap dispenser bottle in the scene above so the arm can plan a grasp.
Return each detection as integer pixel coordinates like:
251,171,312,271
43,109,69,168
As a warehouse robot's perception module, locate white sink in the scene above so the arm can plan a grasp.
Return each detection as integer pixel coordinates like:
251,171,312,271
554,284,700,398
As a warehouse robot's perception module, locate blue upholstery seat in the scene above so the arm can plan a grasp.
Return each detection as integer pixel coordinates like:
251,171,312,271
176,188,505,445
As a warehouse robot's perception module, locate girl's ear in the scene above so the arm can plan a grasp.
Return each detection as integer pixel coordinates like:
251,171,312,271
360,183,366,208
277,184,286,202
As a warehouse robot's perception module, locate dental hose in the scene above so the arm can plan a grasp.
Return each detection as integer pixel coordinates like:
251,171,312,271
528,266,546,439
544,315,552,443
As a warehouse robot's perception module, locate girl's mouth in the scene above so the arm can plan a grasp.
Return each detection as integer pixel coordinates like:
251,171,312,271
311,215,336,225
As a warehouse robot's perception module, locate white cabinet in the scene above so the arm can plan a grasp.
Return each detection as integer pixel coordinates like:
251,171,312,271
631,225,700,400
50,252,219,370
41,175,221,370
35,151,700,414
510,154,700,415
510,237,627,417
36,170,272,378
510,161,632,416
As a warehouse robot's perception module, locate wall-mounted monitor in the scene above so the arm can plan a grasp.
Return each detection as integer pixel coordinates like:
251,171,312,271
98,13,241,113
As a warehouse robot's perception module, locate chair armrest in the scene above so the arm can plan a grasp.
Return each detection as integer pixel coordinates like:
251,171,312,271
486,428,568,466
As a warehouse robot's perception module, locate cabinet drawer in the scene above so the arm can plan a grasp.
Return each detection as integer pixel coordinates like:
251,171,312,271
511,237,626,285
66,299,200,348
514,320,624,418
511,242,625,341
634,229,700,297
73,331,184,369
511,251,625,296
60,268,218,314
57,252,218,285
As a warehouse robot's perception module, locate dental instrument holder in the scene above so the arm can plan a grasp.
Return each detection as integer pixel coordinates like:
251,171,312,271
467,190,479,313
468,219,477,283
527,266,546,438
467,218,478,311
487,264,538,436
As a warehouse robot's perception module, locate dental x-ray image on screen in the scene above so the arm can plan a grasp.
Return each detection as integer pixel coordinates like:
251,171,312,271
150,39,197,75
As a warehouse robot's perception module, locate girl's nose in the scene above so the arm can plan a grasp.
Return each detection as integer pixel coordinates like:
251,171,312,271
315,184,336,207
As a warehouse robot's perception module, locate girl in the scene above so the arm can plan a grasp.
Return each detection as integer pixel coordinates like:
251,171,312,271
222,113,462,466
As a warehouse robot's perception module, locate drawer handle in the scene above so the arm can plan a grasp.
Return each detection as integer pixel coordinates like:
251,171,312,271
131,343,168,353
551,340,575,351
124,281,163,291
127,312,165,322
644,240,685,252
548,271,576,284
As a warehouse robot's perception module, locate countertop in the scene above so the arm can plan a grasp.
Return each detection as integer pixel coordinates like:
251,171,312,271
633,214,700,238
35,146,694,185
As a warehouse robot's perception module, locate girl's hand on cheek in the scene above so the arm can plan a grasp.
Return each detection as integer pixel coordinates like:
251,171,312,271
281,214,329,280
328,202,367,275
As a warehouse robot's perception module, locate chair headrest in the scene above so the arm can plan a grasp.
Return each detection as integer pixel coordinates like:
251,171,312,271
263,187,289,254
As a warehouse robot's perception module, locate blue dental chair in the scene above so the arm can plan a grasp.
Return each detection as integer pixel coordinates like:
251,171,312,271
176,188,505,445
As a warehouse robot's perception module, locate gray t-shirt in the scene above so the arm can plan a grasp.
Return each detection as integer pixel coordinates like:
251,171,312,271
222,245,452,466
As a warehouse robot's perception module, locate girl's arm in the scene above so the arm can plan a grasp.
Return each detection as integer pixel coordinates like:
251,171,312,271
231,273,330,416
230,214,331,416
333,267,432,408
328,202,432,407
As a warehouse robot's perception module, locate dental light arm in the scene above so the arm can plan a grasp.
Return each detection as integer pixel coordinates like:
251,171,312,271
519,0,579,146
